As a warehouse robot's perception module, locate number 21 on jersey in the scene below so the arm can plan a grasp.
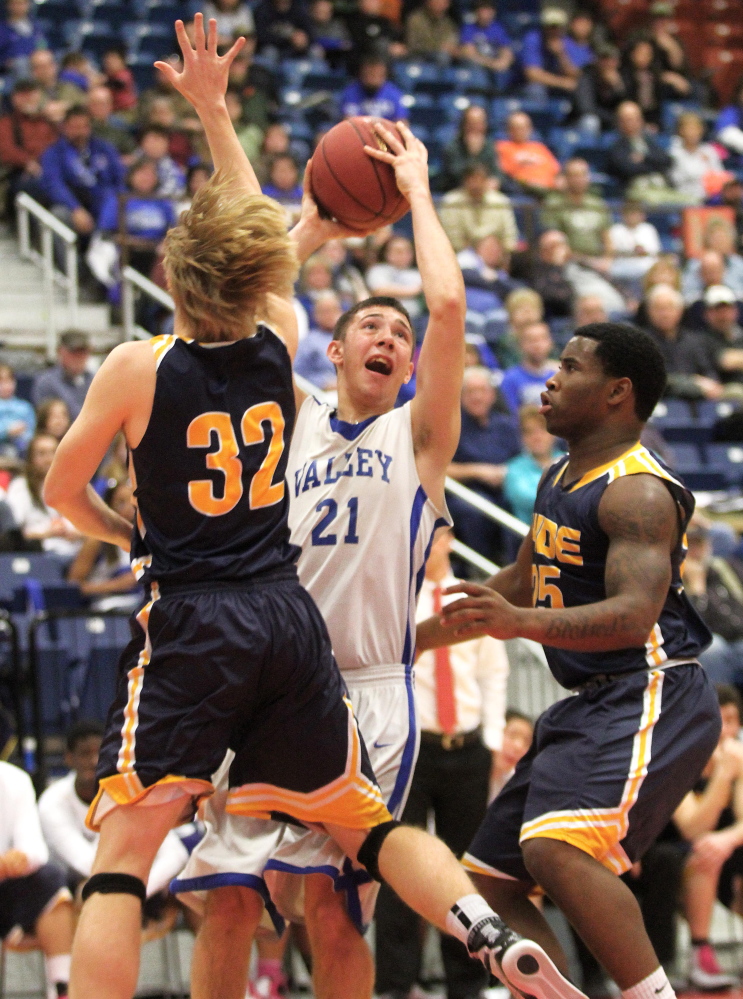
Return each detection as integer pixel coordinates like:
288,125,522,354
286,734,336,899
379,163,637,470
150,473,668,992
187,403,285,517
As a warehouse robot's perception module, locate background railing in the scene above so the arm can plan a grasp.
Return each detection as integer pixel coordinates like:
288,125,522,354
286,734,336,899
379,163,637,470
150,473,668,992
15,193,79,359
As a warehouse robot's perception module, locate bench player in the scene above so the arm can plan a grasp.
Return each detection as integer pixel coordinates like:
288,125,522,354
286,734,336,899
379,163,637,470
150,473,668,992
45,18,587,999
419,323,721,999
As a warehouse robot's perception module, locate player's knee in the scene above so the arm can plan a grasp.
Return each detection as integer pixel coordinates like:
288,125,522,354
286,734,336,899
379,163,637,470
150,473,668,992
204,884,263,926
81,872,147,905
521,836,565,881
356,820,401,883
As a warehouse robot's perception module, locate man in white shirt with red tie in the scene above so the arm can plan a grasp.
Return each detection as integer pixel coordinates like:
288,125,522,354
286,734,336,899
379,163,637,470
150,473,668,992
375,526,510,999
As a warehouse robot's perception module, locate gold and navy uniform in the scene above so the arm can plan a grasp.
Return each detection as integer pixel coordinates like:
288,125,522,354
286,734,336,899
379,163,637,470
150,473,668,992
91,331,391,835
462,443,720,881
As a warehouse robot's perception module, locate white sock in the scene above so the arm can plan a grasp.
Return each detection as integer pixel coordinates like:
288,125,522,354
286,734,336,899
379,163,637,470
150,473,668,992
45,954,71,997
445,893,497,946
622,966,675,999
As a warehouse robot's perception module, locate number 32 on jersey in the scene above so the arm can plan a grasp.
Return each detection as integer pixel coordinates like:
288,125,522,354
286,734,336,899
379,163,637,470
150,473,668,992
186,403,285,517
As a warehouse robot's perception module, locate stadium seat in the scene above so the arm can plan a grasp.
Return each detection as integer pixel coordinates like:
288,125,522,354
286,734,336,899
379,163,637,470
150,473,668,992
706,443,743,485
697,399,742,425
652,399,693,422
33,0,71,27
75,614,131,723
404,96,441,130
702,49,743,105
670,442,703,469
439,93,485,122
281,58,331,89
30,617,93,736
447,64,491,94
704,21,743,47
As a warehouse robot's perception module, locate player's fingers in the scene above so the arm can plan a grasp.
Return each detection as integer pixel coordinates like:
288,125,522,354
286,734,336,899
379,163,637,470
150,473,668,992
372,121,405,154
194,11,206,50
207,16,219,53
154,60,180,86
302,157,313,191
222,32,247,67
443,582,489,597
395,120,415,148
172,20,192,61
363,144,395,164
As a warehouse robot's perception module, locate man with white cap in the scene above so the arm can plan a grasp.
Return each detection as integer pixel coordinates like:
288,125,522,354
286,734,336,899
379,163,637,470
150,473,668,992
519,7,579,96
701,285,743,386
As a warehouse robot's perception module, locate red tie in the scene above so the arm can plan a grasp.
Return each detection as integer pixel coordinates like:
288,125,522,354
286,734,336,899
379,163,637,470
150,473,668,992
432,585,457,735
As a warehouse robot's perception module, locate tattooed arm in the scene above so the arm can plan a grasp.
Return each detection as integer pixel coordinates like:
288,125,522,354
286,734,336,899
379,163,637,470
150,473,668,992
439,474,678,652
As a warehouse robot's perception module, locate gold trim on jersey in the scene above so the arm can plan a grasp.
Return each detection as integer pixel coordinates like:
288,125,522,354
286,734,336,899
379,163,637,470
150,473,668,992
554,443,685,494
226,697,392,830
518,668,665,875
149,332,194,370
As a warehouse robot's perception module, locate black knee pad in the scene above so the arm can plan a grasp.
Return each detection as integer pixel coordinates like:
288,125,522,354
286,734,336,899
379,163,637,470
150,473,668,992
356,820,401,883
81,873,147,905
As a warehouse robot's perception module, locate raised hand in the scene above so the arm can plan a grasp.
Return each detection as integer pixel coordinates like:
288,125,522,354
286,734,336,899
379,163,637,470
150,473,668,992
154,14,245,113
364,120,430,201
440,582,522,640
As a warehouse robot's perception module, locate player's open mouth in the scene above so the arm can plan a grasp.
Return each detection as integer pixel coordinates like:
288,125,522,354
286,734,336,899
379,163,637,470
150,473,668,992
540,391,552,414
365,357,393,375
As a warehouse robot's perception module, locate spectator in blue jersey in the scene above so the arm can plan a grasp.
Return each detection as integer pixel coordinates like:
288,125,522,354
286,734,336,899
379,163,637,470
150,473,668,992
261,152,303,202
253,0,312,59
0,361,34,459
520,7,580,98
715,79,743,159
135,126,185,199
294,290,343,391
447,365,521,563
39,105,123,240
339,55,406,121
457,0,514,88
503,405,562,525
499,320,558,414
0,0,46,78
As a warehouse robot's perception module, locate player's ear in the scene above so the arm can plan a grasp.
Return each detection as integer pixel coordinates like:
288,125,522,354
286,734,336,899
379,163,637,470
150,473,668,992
327,339,344,367
402,359,414,384
608,376,633,407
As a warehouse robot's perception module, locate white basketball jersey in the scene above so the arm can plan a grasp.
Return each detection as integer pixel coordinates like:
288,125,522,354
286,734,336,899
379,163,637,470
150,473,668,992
287,397,451,673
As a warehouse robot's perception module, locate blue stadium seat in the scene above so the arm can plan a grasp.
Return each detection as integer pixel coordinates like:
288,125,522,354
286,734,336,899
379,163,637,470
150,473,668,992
32,617,93,736
501,11,540,38
393,61,440,93
678,469,728,491
406,101,441,130
660,101,704,134
434,122,457,147
706,443,743,485
651,399,693,422
448,65,491,94
33,0,71,27
280,58,330,88
439,93,486,123
697,399,742,426
126,55,155,91
75,615,131,723
121,21,172,57
77,0,128,26
670,442,703,469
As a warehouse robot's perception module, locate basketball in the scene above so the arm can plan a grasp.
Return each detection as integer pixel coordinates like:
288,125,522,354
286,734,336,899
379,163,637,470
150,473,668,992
310,116,410,232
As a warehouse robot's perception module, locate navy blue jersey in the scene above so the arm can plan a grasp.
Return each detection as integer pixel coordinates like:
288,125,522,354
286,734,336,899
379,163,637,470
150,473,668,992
531,442,712,689
130,329,300,587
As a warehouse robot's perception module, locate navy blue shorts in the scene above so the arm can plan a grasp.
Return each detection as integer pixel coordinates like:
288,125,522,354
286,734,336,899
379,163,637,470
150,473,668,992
0,863,68,939
91,573,390,832
463,663,720,882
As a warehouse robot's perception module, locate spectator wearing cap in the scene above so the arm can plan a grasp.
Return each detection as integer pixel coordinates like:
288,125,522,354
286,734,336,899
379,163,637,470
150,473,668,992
0,0,46,77
457,0,514,88
38,105,123,239
0,78,56,212
519,7,580,98
405,0,459,62
339,55,407,121
496,112,561,196
438,162,518,254
573,42,626,133
32,330,93,420
699,285,743,389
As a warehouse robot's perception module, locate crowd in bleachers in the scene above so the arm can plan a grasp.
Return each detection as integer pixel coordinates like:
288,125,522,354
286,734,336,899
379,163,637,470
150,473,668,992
6,0,743,993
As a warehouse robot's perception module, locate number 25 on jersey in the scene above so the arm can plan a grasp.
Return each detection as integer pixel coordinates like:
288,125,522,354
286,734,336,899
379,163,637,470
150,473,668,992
186,403,285,517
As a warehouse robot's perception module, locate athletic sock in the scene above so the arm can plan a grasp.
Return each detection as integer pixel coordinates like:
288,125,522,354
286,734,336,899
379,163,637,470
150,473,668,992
257,958,283,984
446,894,499,946
621,966,675,999
45,954,71,999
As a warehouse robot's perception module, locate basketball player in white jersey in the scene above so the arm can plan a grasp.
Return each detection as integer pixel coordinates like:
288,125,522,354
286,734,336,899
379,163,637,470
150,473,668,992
163,21,590,999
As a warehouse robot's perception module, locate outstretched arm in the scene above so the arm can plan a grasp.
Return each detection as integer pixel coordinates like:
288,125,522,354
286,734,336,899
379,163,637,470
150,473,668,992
155,15,260,196
367,121,466,509
439,474,677,652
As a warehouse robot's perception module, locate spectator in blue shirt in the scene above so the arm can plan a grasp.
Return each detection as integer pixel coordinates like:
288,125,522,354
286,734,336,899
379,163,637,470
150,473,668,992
520,7,580,97
294,290,343,391
261,152,303,202
135,125,185,198
458,0,514,86
499,320,558,414
0,362,34,458
447,365,521,563
0,0,46,78
339,55,407,121
39,105,123,239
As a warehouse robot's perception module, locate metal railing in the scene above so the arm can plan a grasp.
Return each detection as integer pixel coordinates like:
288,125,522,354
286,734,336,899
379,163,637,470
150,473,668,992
120,269,527,571
15,193,79,359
